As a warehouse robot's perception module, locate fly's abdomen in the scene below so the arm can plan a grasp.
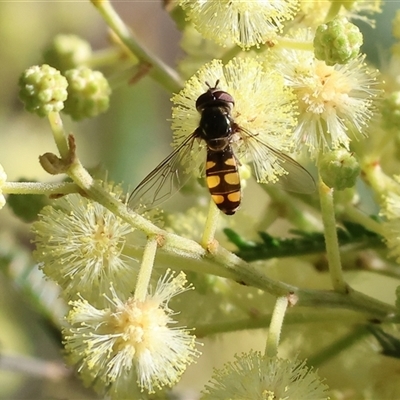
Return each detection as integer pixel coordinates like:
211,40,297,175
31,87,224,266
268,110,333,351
206,148,241,215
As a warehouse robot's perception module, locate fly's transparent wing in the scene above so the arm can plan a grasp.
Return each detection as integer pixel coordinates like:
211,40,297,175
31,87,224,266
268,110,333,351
128,133,204,210
237,127,316,194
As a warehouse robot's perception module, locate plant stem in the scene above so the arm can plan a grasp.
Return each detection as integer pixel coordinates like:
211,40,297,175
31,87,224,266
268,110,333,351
47,112,69,159
318,174,347,293
201,199,220,249
361,159,400,199
195,310,365,337
134,237,158,301
133,243,399,320
2,181,79,196
324,1,342,23
341,204,385,236
90,0,183,93
265,296,289,357
65,151,399,321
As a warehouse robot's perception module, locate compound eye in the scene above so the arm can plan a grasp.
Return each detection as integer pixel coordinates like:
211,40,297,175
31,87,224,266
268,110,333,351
195,91,213,111
196,89,235,111
213,90,235,106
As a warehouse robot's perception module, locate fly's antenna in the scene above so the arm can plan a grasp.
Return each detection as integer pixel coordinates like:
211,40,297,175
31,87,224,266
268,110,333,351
205,79,220,90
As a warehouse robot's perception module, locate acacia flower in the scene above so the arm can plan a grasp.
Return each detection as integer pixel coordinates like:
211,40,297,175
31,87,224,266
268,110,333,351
32,190,135,308
171,57,297,184
179,0,298,48
63,271,200,397
202,351,329,399
267,31,380,158
63,67,111,120
0,165,7,209
18,64,68,117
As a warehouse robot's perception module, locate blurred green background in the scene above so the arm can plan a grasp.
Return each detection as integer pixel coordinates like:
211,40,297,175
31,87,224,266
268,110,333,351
0,1,399,399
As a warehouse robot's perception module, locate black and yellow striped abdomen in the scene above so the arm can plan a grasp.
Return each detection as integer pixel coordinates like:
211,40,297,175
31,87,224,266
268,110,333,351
206,147,241,215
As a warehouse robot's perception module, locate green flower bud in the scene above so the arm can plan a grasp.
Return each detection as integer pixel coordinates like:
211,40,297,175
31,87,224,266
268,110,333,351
18,64,68,117
381,92,400,130
43,34,92,73
314,17,363,66
319,149,360,190
7,179,48,223
63,67,111,121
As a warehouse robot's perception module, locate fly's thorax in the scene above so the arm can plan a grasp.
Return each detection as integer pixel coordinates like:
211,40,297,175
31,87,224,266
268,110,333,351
198,106,234,142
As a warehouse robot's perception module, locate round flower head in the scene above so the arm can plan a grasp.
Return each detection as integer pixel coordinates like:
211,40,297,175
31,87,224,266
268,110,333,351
18,64,68,117
43,34,92,73
171,58,298,185
266,30,381,158
63,67,111,120
32,190,135,308
63,271,200,397
202,351,329,399
180,0,298,49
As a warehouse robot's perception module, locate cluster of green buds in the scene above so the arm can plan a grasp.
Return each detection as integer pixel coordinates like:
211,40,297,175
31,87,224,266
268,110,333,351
314,17,363,66
319,149,361,190
18,35,111,121
381,92,400,131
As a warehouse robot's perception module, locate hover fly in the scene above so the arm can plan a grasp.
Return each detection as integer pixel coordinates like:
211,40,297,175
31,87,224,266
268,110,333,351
129,81,315,215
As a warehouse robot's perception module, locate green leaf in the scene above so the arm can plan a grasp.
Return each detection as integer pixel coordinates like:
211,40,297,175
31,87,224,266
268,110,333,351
368,326,400,359
224,220,382,262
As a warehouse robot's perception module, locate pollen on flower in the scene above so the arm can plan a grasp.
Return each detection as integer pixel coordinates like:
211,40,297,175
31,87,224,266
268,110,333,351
63,271,200,397
171,57,297,183
32,190,136,308
179,0,298,49
266,31,381,158
202,351,329,399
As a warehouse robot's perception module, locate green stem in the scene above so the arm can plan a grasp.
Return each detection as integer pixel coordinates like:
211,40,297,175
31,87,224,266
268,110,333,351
265,296,288,357
47,112,69,160
361,159,400,200
307,325,370,367
195,310,365,337
341,204,385,236
127,245,400,320
318,173,347,293
201,199,220,249
134,237,158,301
324,1,342,23
66,153,398,321
86,47,129,70
262,186,320,231
67,155,206,258
90,0,183,93
2,181,79,196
